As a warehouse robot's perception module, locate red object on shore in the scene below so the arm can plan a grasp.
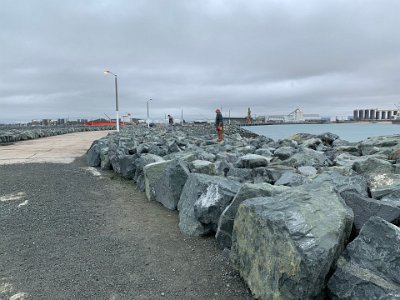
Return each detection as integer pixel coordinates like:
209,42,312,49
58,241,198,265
84,121,126,127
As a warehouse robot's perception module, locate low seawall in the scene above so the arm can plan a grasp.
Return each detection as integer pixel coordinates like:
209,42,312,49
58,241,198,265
0,126,113,145
86,124,400,299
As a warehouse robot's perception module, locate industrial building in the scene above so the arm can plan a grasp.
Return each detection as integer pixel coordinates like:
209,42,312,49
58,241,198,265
266,108,321,123
353,108,399,120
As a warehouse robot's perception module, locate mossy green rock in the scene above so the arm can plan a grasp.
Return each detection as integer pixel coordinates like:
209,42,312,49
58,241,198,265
230,182,353,300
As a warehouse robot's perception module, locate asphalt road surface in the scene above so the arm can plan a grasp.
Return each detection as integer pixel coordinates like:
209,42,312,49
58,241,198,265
0,132,250,300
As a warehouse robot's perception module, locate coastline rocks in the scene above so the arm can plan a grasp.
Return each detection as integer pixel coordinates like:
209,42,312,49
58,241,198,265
189,159,216,175
352,157,395,176
215,182,289,250
143,160,172,201
154,160,190,210
274,170,305,186
133,154,165,191
328,217,400,299
368,173,400,199
273,146,297,160
118,154,138,179
310,171,369,196
178,173,241,236
340,190,400,234
0,126,111,145
298,165,318,176
276,148,332,168
235,154,269,168
86,142,102,167
84,124,400,299
230,182,353,300
389,148,400,161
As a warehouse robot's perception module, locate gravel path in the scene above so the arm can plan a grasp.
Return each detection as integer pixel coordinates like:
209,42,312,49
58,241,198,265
0,157,251,300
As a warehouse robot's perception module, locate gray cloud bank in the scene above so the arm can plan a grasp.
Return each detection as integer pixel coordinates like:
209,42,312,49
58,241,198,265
1,0,400,123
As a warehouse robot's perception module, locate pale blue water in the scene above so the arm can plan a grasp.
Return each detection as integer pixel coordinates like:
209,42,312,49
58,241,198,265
244,123,400,142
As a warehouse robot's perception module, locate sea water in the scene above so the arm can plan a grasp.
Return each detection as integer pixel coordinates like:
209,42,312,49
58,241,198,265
244,123,400,142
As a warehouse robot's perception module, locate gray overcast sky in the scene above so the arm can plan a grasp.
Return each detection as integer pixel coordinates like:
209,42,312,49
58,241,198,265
1,0,400,123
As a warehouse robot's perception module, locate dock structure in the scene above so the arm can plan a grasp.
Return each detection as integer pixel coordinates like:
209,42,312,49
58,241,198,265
353,108,399,120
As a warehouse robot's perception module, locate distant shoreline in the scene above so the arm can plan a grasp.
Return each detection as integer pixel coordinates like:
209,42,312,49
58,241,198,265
241,120,393,126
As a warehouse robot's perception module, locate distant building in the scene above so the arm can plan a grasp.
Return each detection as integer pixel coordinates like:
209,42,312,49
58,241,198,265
265,108,321,123
353,108,399,120
31,119,41,126
122,113,132,123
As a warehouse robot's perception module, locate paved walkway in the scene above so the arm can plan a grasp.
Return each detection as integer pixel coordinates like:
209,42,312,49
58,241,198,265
0,131,111,164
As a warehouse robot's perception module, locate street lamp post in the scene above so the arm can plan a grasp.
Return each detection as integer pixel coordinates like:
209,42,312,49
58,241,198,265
146,98,152,128
103,70,120,132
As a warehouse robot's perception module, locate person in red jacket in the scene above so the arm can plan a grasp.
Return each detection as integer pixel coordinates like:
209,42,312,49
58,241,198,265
215,108,224,142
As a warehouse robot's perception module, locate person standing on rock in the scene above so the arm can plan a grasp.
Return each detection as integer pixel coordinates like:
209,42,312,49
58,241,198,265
168,114,174,131
215,108,224,142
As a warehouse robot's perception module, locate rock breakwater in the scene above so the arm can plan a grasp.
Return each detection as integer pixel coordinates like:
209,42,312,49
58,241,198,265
86,124,400,299
0,126,112,144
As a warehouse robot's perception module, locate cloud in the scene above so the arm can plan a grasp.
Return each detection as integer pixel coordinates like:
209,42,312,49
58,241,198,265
1,0,400,123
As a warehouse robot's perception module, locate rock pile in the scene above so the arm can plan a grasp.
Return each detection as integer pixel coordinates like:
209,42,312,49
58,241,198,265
0,126,112,144
86,124,400,299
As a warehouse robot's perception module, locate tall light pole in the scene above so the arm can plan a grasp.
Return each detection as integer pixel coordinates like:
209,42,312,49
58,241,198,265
103,70,119,132
146,98,152,128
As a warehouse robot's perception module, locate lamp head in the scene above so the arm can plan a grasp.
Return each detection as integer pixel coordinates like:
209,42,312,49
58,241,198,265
103,70,110,75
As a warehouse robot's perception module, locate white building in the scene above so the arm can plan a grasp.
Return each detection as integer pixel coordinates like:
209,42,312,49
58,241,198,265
266,108,320,123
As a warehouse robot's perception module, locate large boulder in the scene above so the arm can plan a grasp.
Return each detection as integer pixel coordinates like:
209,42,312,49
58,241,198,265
381,190,400,208
359,135,400,156
118,154,137,179
143,160,172,201
334,153,365,168
154,160,190,210
352,157,394,176
388,148,400,161
340,190,400,234
367,173,400,199
274,171,305,187
86,143,102,167
317,132,339,145
310,171,369,197
189,160,216,175
278,148,331,168
235,154,269,169
252,166,295,184
230,182,353,300
133,154,165,191
178,173,241,236
302,137,323,150
226,167,253,183
328,217,400,299
298,165,318,176
273,146,298,160
99,147,111,170
215,182,289,250
254,148,273,157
